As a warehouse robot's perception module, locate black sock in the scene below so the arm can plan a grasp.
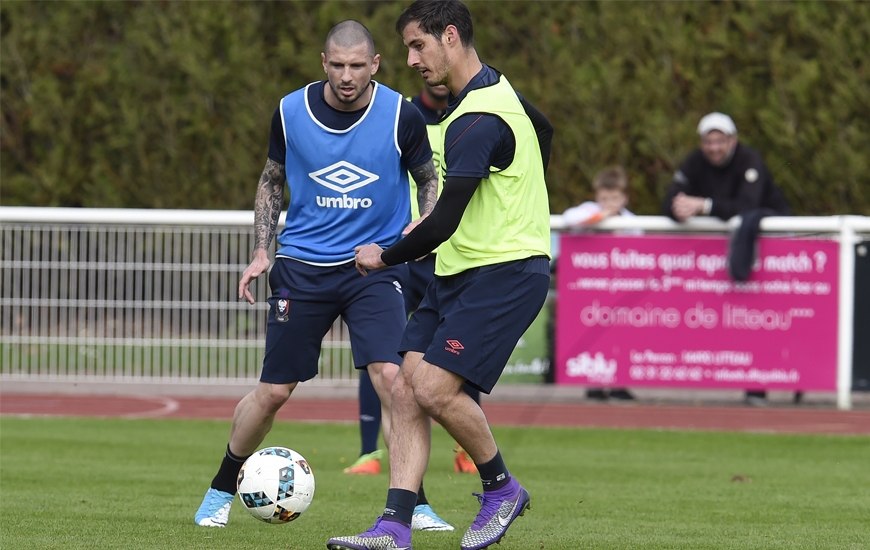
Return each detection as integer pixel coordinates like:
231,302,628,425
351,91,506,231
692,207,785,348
382,488,417,525
416,484,428,506
210,444,250,494
477,450,511,491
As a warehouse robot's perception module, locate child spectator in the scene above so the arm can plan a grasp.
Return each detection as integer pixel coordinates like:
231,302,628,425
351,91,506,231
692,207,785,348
563,166,639,230
563,166,638,401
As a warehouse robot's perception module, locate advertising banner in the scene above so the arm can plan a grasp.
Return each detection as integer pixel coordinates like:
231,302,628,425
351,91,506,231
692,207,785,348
555,234,839,390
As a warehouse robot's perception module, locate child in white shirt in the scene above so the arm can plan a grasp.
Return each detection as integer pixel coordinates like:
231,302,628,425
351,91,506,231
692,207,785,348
562,165,640,231
562,166,638,401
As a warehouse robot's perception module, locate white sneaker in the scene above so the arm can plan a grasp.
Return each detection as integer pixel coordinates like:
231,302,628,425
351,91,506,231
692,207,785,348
411,504,454,531
194,488,233,527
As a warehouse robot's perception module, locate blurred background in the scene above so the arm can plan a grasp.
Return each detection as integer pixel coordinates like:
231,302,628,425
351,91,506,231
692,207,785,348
2,0,868,215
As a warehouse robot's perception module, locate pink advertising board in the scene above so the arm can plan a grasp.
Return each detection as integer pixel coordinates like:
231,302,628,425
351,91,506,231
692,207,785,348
555,234,839,390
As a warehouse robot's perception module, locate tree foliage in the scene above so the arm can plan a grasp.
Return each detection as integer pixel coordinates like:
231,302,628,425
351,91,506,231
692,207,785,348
2,0,868,214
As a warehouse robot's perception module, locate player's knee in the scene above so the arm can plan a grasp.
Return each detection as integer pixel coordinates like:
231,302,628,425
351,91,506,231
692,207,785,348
368,362,399,387
257,382,295,412
389,370,416,404
366,364,399,402
412,385,451,418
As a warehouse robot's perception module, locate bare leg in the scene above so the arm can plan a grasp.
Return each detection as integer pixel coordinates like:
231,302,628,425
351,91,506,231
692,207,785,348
387,352,433,491
195,381,297,527
366,361,399,449
411,359,498,465
228,381,296,456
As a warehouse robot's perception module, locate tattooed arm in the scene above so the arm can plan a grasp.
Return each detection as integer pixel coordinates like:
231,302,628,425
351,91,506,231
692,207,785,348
403,159,439,236
253,159,287,251
239,158,286,304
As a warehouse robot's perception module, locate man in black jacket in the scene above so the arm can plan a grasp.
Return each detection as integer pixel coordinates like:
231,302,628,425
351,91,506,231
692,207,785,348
662,112,792,407
662,112,791,222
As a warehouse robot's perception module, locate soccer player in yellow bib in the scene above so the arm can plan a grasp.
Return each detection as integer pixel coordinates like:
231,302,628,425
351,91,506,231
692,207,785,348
329,1,552,549
347,82,479,481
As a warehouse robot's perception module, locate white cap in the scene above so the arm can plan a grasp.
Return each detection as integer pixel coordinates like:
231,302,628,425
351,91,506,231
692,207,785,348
697,112,737,136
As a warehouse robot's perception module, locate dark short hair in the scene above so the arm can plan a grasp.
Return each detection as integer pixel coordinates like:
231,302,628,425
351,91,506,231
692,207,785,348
325,20,375,57
396,0,474,47
592,166,628,192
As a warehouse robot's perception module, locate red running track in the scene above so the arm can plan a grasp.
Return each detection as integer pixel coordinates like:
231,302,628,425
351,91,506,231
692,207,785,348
2,393,869,435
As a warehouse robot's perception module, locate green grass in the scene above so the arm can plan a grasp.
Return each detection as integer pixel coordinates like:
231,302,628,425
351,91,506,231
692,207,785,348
1,417,868,549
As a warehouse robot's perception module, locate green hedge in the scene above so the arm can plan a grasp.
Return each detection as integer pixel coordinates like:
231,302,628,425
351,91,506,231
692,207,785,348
2,1,868,215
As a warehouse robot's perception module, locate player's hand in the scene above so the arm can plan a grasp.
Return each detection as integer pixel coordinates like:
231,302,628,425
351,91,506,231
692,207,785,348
671,193,705,222
402,213,429,236
401,216,431,261
238,250,271,304
354,243,386,276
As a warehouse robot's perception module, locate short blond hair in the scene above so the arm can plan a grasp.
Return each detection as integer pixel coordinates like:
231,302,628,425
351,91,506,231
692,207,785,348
592,166,628,193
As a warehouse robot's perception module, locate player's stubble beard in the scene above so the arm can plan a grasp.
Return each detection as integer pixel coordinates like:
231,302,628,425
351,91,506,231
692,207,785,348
421,44,451,91
328,78,372,108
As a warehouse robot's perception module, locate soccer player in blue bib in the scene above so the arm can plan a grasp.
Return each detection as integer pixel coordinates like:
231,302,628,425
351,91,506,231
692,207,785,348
328,2,552,549
194,20,444,528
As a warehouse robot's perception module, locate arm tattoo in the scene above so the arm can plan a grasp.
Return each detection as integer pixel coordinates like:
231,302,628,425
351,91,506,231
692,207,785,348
409,159,439,217
253,158,286,252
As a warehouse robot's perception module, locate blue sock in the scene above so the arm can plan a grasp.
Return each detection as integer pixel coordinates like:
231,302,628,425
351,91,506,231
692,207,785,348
358,369,382,456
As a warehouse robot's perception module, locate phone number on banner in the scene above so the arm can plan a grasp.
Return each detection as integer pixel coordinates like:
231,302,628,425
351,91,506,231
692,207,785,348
628,365,800,384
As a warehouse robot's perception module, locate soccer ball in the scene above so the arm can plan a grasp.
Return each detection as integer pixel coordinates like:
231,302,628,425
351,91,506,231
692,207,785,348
237,446,315,524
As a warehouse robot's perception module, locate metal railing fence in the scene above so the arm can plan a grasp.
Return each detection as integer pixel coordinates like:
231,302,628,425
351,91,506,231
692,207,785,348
1,207,868,408
0,208,353,385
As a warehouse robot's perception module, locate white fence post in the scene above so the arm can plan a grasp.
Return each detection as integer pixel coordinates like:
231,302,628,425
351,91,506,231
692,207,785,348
837,217,861,411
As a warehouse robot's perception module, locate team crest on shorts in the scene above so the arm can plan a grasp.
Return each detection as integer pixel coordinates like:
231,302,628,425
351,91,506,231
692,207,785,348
275,299,290,322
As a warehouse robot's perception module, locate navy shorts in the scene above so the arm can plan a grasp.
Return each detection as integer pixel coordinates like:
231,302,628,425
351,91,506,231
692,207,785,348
261,258,408,384
403,254,436,315
400,256,550,394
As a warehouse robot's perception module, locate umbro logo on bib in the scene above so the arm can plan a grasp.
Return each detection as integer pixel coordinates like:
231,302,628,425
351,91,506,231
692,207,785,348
310,161,378,209
309,161,379,193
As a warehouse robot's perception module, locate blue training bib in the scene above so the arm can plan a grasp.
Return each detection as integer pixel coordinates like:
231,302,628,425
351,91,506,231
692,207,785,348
276,82,411,265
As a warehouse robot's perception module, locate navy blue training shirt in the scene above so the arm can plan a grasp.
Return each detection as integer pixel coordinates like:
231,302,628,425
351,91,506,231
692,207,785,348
268,81,432,170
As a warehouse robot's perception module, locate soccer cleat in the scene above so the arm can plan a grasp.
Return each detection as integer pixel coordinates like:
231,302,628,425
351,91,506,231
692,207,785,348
344,449,384,475
411,504,454,531
326,516,412,550
194,487,234,527
460,478,530,550
453,445,477,474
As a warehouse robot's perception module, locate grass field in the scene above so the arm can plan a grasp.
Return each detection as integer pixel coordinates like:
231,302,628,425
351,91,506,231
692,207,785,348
1,416,868,549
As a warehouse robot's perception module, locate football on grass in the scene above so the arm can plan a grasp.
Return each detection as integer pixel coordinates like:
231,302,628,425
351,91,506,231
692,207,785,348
237,446,315,524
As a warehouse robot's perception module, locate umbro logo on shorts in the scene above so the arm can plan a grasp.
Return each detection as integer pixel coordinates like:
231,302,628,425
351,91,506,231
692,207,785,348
445,339,464,355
